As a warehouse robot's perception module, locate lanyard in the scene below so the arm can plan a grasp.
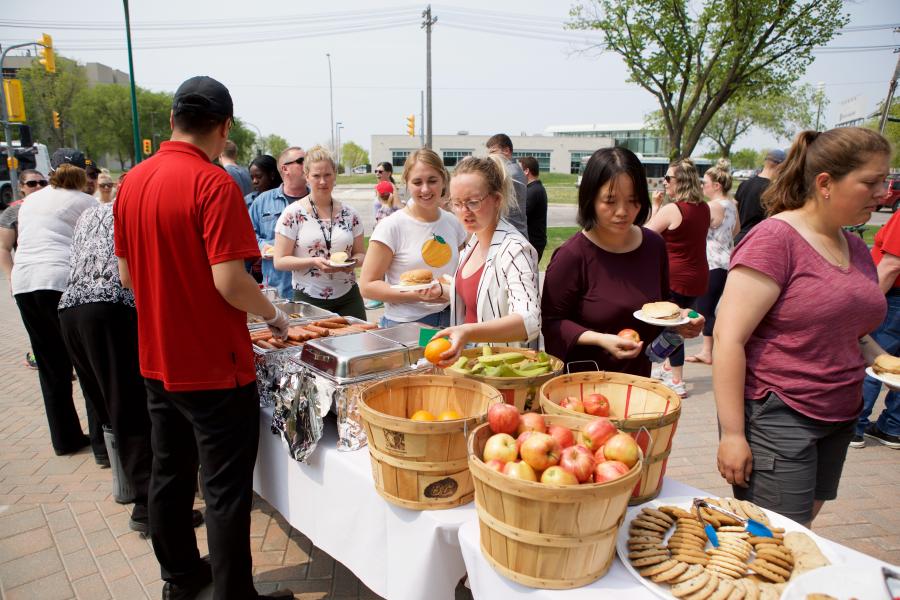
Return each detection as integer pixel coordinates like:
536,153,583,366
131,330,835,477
309,198,336,252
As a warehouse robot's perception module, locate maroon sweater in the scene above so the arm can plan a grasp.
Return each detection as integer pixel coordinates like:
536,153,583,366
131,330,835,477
661,201,710,297
541,230,669,376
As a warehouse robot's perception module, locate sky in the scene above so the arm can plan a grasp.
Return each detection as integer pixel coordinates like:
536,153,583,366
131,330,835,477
2,0,899,156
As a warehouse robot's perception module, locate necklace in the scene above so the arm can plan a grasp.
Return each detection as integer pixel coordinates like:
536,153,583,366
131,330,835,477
818,234,848,268
309,197,335,252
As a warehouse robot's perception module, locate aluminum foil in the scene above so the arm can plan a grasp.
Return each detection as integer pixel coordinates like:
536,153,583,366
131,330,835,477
254,348,303,407
271,365,327,463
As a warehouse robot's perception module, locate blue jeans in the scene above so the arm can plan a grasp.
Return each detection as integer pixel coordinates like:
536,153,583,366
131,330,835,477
858,290,900,436
379,306,450,329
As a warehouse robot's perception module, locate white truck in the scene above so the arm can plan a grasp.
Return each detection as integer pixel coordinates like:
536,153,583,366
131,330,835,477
0,142,51,209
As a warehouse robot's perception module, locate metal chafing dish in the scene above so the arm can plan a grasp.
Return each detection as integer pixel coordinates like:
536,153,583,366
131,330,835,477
247,300,336,324
298,331,412,383
368,322,425,363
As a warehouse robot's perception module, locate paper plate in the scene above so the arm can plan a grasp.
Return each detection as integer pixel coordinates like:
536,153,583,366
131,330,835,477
632,310,689,327
327,259,357,268
390,282,436,292
781,564,887,600
866,367,900,388
615,496,841,600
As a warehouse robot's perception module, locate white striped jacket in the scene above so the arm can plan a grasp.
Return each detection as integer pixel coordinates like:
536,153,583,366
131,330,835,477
449,219,541,347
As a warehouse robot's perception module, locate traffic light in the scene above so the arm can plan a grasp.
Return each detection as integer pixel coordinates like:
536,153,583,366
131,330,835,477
406,114,416,137
39,33,56,73
142,139,152,155
52,110,61,129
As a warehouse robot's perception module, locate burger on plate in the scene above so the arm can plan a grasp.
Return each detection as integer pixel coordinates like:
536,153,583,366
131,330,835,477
873,354,900,384
330,251,349,264
641,301,682,321
400,269,434,286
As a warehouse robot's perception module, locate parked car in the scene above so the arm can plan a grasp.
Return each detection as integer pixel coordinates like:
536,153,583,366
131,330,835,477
731,168,757,179
878,176,900,212
352,164,370,175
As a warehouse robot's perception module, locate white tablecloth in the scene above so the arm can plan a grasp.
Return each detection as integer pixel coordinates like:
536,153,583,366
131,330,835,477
458,479,896,599
253,406,474,600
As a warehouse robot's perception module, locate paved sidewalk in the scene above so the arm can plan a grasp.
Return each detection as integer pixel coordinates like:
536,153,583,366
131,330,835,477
1,274,898,599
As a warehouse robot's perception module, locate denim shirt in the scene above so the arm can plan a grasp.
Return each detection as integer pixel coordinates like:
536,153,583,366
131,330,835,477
249,184,305,299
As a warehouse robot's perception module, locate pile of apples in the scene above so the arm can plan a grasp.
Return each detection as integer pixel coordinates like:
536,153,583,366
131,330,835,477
481,403,640,485
559,391,611,417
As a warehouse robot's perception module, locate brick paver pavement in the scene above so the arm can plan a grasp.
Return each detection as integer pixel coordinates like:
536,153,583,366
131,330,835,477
1,270,897,599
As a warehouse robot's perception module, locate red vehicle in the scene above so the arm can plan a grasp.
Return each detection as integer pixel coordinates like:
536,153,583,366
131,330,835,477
878,176,900,212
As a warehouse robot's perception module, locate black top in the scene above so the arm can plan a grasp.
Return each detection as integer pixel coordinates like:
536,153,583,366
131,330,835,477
525,179,548,250
734,175,770,244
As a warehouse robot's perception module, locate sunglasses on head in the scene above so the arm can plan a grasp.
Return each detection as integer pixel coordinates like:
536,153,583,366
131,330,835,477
284,156,304,166
24,180,49,188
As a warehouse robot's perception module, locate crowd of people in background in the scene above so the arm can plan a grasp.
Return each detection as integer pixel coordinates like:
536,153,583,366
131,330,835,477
2,73,897,599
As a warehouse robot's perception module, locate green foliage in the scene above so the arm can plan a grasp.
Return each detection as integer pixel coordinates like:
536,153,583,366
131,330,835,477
229,118,256,164
340,141,369,169
730,148,764,170
260,134,289,158
69,84,134,166
865,99,900,169
18,56,88,150
569,0,848,158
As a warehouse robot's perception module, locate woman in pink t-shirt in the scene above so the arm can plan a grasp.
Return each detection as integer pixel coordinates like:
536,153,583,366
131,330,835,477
713,127,891,526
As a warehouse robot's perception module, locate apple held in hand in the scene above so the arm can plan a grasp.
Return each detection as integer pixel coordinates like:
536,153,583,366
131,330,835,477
548,424,576,449
581,417,618,452
520,432,562,472
617,328,641,343
488,403,520,435
540,465,579,485
583,393,610,417
559,444,596,483
559,396,585,413
603,432,640,468
483,433,518,464
502,460,538,482
517,412,547,436
593,460,630,483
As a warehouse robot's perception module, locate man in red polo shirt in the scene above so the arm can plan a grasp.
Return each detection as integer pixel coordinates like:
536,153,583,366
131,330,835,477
114,76,290,600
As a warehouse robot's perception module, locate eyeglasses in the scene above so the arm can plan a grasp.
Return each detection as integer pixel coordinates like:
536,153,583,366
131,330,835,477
99,183,114,189
284,156,304,166
663,175,675,183
449,197,485,213
24,180,48,188
374,169,384,174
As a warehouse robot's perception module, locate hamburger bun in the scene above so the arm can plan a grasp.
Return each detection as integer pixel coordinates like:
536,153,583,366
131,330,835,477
641,301,681,320
400,269,433,286
330,251,349,264
873,354,900,376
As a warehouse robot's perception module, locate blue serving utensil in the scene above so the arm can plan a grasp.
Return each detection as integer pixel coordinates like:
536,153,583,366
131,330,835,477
693,498,774,539
692,498,720,547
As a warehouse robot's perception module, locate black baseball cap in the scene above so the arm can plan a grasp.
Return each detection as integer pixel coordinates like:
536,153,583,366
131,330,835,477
172,76,233,118
50,148,86,170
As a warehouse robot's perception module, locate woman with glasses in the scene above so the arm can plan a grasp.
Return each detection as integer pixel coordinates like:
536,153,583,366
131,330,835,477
359,149,466,327
1,170,49,293
644,158,711,397
427,155,540,363
375,161,407,205
541,148,703,376
273,146,367,319
95,170,116,204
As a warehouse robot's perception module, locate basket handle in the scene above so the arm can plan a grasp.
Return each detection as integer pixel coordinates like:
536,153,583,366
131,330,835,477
565,360,600,374
634,424,654,479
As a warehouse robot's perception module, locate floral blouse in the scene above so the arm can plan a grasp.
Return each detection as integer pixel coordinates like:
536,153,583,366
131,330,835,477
274,200,363,300
706,198,738,271
58,202,135,310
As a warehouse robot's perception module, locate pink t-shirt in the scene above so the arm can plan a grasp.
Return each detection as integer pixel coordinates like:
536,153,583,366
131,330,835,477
730,218,885,422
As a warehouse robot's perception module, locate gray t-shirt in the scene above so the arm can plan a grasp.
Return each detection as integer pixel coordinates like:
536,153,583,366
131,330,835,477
502,157,529,238
0,203,20,232
224,164,252,196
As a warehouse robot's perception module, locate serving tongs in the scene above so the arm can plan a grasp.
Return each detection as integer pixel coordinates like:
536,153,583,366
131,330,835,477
883,565,900,600
692,498,773,548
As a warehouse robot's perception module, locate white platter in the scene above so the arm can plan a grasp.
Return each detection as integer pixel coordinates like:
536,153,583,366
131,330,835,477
632,310,690,327
390,282,436,292
866,366,900,388
327,259,357,268
781,564,887,600
615,496,841,600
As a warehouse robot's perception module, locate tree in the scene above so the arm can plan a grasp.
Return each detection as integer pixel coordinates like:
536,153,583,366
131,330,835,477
258,134,289,158
866,99,900,169
340,141,369,170
18,56,88,151
568,0,848,158
229,118,257,164
69,83,134,166
730,148,765,170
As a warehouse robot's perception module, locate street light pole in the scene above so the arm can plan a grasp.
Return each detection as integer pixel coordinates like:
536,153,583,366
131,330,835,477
814,81,825,131
326,53,335,155
335,122,343,173
243,120,264,156
421,5,437,149
122,0,142,166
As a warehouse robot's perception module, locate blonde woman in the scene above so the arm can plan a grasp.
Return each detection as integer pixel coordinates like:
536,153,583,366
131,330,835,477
273,146,367,319
95,169,115,203
431,155,540,365
646,158,710,397
359,149,466,327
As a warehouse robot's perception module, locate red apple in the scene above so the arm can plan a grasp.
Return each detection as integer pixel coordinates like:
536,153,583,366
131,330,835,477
559,445,596,483
581,418,618,451
517,412,547,436
487,403,520,436
516,430,534,453
559,396,585,413
520,432,562,472
593,460,630,483
482,433,518,463
548,424,576,449
603,432,640,468
540,465,579,485
618,328,641,343
484,459,506,473
593,445,607,463
583,393,611,417
502,460,538,482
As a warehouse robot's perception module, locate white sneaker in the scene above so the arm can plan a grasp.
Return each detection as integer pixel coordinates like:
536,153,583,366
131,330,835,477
666,379,688,398
652,364,673,382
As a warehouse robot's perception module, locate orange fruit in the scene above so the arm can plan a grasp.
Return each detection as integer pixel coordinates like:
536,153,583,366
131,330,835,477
438,410,462,421
410,410,436,421
424,337,452,364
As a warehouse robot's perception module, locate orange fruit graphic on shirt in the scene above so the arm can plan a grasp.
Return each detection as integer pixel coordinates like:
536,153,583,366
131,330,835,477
421,234,452,268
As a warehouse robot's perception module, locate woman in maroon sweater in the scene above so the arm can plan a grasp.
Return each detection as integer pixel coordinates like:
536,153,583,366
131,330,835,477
646,158,710,397
542,148,703,376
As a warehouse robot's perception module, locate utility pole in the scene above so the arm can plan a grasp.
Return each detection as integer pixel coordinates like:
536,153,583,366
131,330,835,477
335,122,343,173
327,53,335,154
422,5,437,149
420,90,425,147
123,0,141,166
878,49,900,134
814,82,825,131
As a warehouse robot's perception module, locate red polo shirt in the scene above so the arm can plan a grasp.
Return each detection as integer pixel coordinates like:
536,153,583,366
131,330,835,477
872,210,900,290
114,141,260,391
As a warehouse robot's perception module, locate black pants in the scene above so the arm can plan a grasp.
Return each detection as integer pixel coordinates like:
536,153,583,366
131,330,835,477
294,283,367,321
15,290,91,454
59,302,151,510
146,379,260,600
668,291,697,368
695,268,728,337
